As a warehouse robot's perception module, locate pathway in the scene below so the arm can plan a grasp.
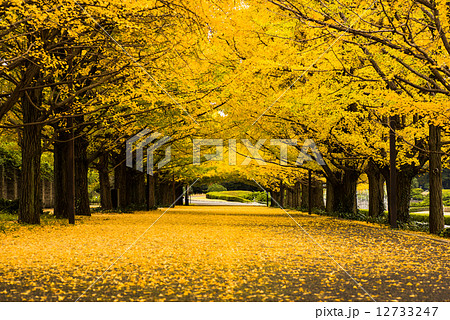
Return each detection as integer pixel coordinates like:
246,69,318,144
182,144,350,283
0,206,449,301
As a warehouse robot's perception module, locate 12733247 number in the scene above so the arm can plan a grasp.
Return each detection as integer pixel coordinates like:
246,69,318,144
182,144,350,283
377,307,438,317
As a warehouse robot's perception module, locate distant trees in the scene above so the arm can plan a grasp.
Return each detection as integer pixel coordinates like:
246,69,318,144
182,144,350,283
1,0,449,236
0,1,212,224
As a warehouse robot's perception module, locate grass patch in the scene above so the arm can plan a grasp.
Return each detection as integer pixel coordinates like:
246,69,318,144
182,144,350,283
409,206,429,212
0,212,17,222
0,211,88,233
358,209,450,225
409,212,450,225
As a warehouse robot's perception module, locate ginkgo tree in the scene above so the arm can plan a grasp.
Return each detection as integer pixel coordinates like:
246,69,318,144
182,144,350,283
265,0,450,232
193,0,450,233
2,0,449,237
0,0,214,224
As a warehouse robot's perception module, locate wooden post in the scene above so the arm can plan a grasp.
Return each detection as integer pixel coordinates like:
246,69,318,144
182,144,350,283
308,169,312,215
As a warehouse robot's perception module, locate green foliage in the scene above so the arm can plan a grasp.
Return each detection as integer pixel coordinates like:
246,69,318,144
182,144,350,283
91,203,149,213
443,190,450,206
88,169,100,203
439,228,450,238
411,188,425,201
206,190,267,203
40,152,54,180
0,141,53,178
206,191,250,203
206,183,227,193
253,191,267,203
410,189,450,207
411,178,419,189
397,220,430,233
316,209,389,225
221,181,259,191
409,212,450,225
0,142,21,169
0,199,19,214
336,210,368,221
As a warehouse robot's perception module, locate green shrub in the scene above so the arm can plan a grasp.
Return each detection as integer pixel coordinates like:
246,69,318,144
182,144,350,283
398,220,430,233
0,198,19,214
206,183,227,193
443,190,450,206
206,191,250,203
439,228,450,238
253,191,267,203
410,189,450,207
409,212,450,225
411,188,425,201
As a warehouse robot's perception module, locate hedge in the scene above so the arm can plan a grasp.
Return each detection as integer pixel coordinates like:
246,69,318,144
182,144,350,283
206,192,250,203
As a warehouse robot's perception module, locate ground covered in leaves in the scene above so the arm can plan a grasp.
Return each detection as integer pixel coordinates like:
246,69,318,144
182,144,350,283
0,206,449,302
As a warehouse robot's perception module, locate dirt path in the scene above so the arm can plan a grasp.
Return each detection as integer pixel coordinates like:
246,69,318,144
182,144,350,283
0,206,449,301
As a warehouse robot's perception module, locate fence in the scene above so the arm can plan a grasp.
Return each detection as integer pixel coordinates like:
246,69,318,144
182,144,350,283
0,165,53,208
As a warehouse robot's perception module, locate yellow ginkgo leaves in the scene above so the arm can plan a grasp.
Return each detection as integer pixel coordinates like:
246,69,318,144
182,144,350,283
1,206,450,302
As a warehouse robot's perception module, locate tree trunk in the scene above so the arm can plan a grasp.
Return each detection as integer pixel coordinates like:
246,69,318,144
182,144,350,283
184,184,190,206
301,181,324,210
172,178,176,205
285,187,293,207
99,153,112,210
157,177,174,207
397,171,414,223
75,136,90,216
429,124,444,234
126,168,146,207
293,182,301,208
53,127,74,223
18,81,43,224
301,183,308,209
269,190,278,207
367,161,385,217
114,159,127,208
270,183,284,207
175,183,184,205
279,183,285,208
326,180,334,213
54,137,67,219
147,174,156,210
383,167,415,223
326,170,359,214
312,182,325,209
